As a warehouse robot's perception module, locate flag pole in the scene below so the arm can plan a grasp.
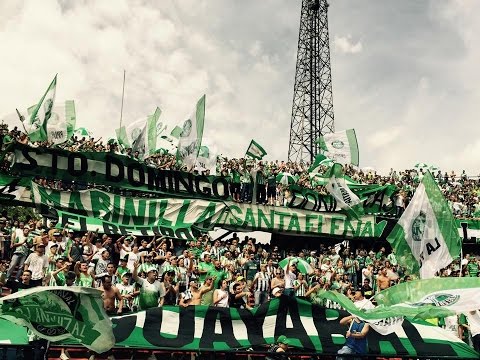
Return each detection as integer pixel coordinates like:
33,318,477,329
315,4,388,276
16,108,28,134
119,70,126,128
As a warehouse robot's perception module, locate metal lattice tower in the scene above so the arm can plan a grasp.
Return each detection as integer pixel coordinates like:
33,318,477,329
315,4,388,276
288,0,335,164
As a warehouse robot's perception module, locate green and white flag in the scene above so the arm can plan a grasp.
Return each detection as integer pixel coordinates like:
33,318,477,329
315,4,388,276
317,129,359,166
170,125,183,139
26,75,57,142
245,139,267,160
116,107,161,158
176,95,206,170
387,171,461,278
195,144,218,174
45,100,76,145
317,277,480,323
325,163,363,218
0,286,115,353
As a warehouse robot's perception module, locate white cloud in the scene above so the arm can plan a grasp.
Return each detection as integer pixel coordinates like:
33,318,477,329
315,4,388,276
334,35,363,54
0,1,479,177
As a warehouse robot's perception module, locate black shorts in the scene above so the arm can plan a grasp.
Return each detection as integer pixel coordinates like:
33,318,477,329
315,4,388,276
267,186,276,197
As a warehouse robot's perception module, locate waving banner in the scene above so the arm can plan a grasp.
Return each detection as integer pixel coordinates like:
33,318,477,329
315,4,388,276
53,297,478,358
0,286,114,353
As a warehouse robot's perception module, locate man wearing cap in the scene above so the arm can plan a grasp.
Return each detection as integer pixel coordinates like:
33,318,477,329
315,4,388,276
266,335,290,360
24,241,48,287
132,261,165,310
116,257,130,279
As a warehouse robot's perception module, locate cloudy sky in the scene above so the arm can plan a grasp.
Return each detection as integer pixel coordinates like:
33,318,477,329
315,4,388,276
0,0,478,175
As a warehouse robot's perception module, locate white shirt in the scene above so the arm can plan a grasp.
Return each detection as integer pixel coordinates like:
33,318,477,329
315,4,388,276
466,310,480,337
354,297,375,310
24,253,48,280
284,271,296,289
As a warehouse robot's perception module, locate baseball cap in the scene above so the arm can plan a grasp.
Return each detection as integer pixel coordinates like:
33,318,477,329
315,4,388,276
236,276,245,282
277,335,290,345
53,232,61,236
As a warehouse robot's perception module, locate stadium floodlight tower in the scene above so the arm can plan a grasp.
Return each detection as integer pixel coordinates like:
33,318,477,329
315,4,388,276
288,0,335,164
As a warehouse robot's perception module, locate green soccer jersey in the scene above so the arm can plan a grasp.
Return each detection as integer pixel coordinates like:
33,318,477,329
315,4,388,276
136,277,165,310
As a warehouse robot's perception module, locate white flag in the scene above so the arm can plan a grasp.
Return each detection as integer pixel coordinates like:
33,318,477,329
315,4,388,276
325,163,363,218
176,95,206,170
46,100,76,145
387,171,461,279
318,129,359,166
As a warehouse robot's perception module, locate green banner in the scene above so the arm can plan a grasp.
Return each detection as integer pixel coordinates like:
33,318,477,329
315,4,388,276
9,143,396,216
32,183,386,239
60,297,477,358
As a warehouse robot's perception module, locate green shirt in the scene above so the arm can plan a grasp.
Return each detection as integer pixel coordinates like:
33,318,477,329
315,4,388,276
76,273,94,287
207,268,227,289
467,262,479,277
198,261,215,283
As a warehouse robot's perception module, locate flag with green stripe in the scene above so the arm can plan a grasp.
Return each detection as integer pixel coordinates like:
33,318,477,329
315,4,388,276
316,129,359,166
116,107,161,158
26,75,57,142
176,95,206,170
387,171,461,278
245,139,267,160
325,163,363,218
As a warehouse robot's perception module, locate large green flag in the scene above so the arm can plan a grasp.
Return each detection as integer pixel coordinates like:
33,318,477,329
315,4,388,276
317,129,359,166
176,95,206,170
325,163,363,219
0,286,115,353
245,139,267,160
26,75,57,142
387,171,461,278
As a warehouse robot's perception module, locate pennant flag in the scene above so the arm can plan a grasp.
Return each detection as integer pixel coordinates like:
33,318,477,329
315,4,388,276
116,107,161,158
73,127,92,138
176,95,206,170
170,125,183,139
325,163,363,218
245,139,267,160
26,75,57,142
0,286,115,353
317,129,359,166
45,100,76,145
387,171,461,278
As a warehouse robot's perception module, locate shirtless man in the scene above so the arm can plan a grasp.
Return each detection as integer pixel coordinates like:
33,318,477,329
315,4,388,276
376,267,391,291
100,275,123,315
178,279,213,307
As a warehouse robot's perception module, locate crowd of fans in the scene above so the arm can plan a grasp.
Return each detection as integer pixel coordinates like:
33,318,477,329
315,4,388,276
0,213,478,352
1,123,480,219
0,124,479,355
